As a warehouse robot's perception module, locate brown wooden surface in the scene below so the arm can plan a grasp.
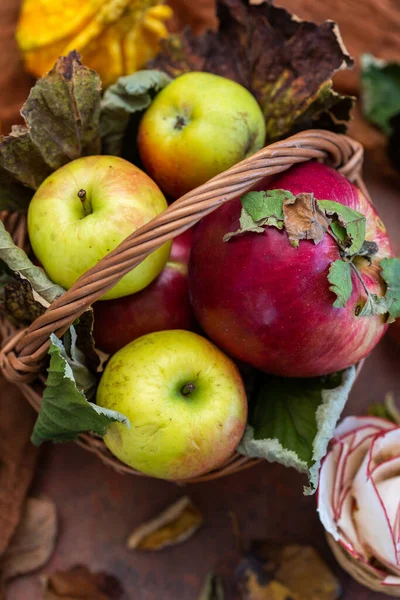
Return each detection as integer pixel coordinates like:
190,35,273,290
5,162,400,599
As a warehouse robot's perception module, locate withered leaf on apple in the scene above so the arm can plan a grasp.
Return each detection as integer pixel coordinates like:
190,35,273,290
149,0,354,142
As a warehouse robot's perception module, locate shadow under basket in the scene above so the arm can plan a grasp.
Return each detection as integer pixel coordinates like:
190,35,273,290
327,534,400,596
0,130,367,482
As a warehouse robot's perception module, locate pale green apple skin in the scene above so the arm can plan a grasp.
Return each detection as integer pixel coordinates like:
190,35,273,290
27,155,171,300
96,330,248,480
138,72,266,199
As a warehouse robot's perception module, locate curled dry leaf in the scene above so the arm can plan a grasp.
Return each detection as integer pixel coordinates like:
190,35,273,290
0,497,57,583
198,573,224,600
283,193,330,247
236,541,341,600
42,565,126,600
127,496,203,551
150,0,354,142
0,51,101,212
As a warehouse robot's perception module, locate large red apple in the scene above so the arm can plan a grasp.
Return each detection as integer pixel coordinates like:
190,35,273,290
188,162,394,377
93,230,195,354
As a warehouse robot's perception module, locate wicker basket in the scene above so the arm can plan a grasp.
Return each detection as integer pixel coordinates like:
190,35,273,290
0,129,365,482
327,535,400,596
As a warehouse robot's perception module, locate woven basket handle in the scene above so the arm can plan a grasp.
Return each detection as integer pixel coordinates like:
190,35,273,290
1,130,363,381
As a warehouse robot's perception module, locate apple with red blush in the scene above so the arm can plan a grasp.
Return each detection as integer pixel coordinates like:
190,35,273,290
93,229,195,354
189,162,394,377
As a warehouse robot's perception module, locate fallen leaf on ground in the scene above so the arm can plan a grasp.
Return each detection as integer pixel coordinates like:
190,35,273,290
283,193,330,247
150,0,354,142
127,496,203,550
198,572,224,600
42,565,126,600
0,497,57,582
236,541,341,600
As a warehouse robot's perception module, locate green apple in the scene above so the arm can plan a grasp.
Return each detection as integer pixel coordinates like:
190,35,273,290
138,72,266,199
96,330,248,480
27,155,170,300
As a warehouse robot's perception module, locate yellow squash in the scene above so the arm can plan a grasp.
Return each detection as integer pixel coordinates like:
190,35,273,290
16,0,172,87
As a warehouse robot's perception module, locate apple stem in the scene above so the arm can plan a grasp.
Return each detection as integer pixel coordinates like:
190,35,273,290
77,189,86,200
181,382,196,396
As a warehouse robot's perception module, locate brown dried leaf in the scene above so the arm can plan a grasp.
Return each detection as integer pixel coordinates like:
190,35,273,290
150,0,354,142
42,565,126,600
0,497,57,583
236,541,341,600
198,572,225,600
0,51,101,212
127,496,203,551
21,51,101,170
283,193,330,247
4,275,48,324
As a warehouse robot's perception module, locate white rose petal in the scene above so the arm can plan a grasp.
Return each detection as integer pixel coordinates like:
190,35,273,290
318,414,400,587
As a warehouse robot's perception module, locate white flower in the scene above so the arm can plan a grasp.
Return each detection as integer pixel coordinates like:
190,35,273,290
318,415,400,589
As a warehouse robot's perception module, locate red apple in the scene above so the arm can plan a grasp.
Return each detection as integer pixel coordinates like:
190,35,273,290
93,230,195,354
188,162,394,377
389,319,400,344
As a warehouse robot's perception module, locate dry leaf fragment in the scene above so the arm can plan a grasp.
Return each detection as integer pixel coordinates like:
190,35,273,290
198,572,225,600
236,541,340,600
150,0,354,142
283,193,330,247
127,496,203,551
0,497,57,583
42,565,126,600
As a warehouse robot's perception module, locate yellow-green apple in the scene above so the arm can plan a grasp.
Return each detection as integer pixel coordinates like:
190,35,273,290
93,230,196,353
138,72,266,199
28,155,170,300
96,330,247,479
189,162,394,377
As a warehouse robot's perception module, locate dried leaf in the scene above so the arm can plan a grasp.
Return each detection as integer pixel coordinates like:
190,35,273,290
0,51,101,212
198,573,224,600
4,276,47,323
0,220,64,305
380,257,400,319
127,496,203,551
100,70,172,156
150,0,354,142
236,542,341,600
361,54,400,135
318,200,366,256
0,497,57,582
283,193,330,247
327,259,353,308
42,565,126,600
223,190,292,241
31,333,128,446
238,367,356,495
21,51,101,170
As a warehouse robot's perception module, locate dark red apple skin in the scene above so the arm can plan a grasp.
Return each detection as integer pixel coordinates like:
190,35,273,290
389,319,400,344
189,162,394,377
93,230,195,354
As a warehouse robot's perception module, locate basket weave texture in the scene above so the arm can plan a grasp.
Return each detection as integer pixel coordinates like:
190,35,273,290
0,129,365,481
327,535,400,596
